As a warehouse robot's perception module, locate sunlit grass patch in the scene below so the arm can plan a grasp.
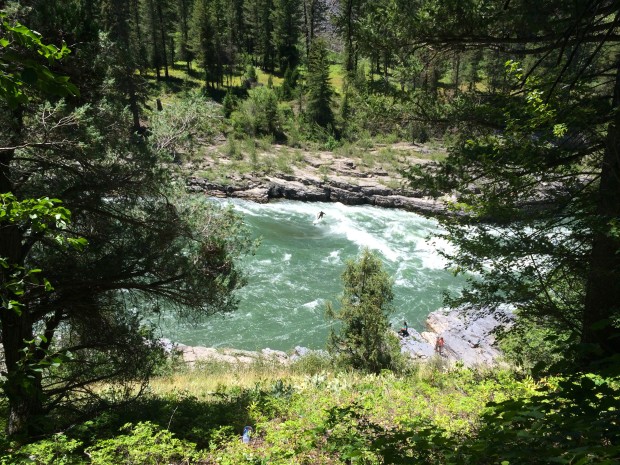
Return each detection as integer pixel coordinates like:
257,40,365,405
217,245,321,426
329,64,345,94
148,360,305,397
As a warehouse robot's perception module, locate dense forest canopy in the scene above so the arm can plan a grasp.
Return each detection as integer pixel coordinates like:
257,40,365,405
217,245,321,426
0,0,619,444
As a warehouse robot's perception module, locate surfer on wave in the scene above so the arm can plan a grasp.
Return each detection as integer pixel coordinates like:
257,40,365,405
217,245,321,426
317,211,325,220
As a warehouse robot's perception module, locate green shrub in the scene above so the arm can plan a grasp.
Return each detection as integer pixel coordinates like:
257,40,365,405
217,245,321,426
289,352,333,375
85,422,203,465
231,87,282,139
409,121,429,143
274,152,294,174
3,434,83,465
242,65,258,88
222,90,237,118
224,135,242,160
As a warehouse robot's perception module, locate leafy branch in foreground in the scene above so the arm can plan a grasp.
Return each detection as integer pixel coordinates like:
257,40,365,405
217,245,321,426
0,12,78,108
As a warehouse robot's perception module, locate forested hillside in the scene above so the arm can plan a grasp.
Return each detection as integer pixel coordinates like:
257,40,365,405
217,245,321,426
1,0,619,463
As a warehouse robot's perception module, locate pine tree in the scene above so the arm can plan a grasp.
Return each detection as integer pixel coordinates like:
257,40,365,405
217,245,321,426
190,0,230,88
143,0,164,78
271,0,301,73
302,0,327,59
190,0,217,87
243,0,274,71
100,0,146,131
327,249,397,373
0,7,251,437
280,65,299,100
305,38,334,128
222,89,236,117
336,0,366,74
177,0,195,72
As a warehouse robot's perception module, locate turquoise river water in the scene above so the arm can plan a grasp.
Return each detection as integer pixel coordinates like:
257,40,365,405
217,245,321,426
157,199,464,352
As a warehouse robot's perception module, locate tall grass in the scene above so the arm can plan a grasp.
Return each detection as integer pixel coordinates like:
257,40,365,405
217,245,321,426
149,360,302,397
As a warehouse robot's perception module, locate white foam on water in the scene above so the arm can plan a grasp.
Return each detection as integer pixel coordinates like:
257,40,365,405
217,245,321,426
393,262,417,287
213,198,262,217
302,299,322,309
322,250,342,264
415,236,452,270
283,253,292,262
330,215,400,261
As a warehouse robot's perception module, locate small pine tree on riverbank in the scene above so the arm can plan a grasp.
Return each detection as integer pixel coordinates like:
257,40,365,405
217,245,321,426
326,248,398,373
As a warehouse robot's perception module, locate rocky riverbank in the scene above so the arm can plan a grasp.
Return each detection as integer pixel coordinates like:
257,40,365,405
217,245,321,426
186,143,455,217
174,305,514,368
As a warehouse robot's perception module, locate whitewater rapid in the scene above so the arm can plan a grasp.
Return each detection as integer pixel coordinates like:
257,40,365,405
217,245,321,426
157,199,464,351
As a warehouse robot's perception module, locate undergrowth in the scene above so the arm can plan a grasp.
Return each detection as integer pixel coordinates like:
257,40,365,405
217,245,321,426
0,362,541,465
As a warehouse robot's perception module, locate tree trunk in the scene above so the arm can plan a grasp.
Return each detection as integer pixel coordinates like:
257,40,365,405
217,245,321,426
453,51,460,96
147,0,161,80
582,58,620,361
127,73,141,132
303,0,310,59
343,0,355,74
156,1,169,79
1,309,44,437
0,109,44,437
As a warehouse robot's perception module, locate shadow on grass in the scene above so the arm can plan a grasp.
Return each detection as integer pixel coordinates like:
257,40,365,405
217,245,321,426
144,74,201,94
81,388,257,449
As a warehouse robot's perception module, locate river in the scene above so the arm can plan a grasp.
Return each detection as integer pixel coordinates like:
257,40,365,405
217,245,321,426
157,199,464,352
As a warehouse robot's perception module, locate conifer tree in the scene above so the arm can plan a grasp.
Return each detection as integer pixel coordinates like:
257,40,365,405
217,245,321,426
271,0,301,73
404,0,620,367
177,0,195,72
327,249,396,373
305,38,334,128
190,0,217,87
280,65,299,100
0,5,251,437
302,0,327,59
146,0,162,75
244,0,274,71
100,0,146,131
336,0,366,74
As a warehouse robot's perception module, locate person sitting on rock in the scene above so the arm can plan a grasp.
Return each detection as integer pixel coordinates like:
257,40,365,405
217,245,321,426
398,321,409,337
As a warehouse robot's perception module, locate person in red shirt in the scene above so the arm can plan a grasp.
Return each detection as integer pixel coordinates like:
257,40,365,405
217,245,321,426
435,336,445,355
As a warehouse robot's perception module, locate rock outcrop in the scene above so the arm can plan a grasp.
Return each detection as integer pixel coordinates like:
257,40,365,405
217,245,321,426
399,305,515,367
187,174,452,217
185,144,456,217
